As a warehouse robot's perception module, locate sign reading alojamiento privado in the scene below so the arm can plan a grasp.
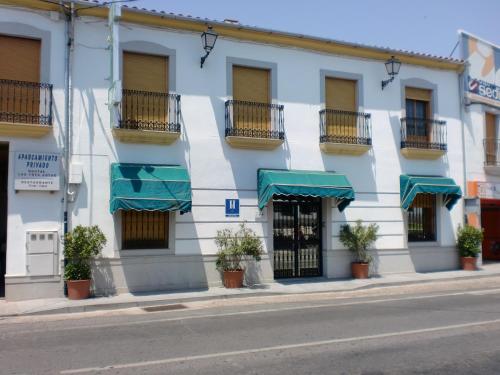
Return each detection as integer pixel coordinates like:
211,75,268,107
14,152,61,191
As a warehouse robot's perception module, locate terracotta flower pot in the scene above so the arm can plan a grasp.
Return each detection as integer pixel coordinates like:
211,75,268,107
223,270,244,288
461,257,477,271
351,262,369,279
67,279,91,300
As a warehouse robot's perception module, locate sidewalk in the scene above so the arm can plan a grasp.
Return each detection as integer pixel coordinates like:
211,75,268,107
2,263,500,317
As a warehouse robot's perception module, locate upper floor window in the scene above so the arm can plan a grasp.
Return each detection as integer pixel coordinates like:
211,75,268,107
485,112,499,167
0,34,53,130
119,51,180,134
224,61,283,149
405,87,432,141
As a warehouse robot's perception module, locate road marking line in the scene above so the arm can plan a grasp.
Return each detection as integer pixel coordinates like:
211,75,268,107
60,318,500,374
4,289,500,335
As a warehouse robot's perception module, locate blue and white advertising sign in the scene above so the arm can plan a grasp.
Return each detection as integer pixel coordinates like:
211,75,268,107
225,199,240,217
14,152,61,191
461,31,500,108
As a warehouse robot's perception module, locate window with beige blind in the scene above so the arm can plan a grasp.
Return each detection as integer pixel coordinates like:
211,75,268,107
122,211,169,250
405,87,432,144
0,35,41,120
232,65,271,132
324,77,357,137
122,51,169,128
485,113,498,165
408,193,437,242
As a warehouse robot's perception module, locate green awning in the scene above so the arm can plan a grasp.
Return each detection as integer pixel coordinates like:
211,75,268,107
110,163,191,214
400,175,462,211
258,169,355,211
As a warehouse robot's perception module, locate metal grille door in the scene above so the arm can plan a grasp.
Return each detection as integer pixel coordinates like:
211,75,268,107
273,197,322,278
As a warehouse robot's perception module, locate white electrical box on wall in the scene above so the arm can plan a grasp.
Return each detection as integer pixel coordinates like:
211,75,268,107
26,231,59,276
69,162,83,184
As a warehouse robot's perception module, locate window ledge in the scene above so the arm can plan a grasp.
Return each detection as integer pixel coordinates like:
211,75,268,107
401,148,446,160
112,127,180,145
484,165,500,176
119,249,174,257
226,135,284,150
320,142,371,155
0,121,52,138
408,241,439,248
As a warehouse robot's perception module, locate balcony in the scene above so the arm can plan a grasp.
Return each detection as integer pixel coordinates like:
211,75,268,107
319,109,372,155
484,138,500,176
225,100,284,150
400,117,447,159
113,89,181,145
0,79,53,137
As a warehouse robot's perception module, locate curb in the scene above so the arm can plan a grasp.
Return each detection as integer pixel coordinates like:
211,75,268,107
4,272,500,317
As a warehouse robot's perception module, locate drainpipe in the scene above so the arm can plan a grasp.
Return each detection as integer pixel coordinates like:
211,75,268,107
62,1,75,237
108,2,121,128
457,35,469,226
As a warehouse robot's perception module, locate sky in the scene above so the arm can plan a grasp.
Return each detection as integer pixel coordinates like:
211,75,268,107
129,0,500,58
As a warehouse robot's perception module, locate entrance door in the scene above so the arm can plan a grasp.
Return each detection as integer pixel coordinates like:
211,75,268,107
0,144,8,298
481,199,500,261
273,197,322,278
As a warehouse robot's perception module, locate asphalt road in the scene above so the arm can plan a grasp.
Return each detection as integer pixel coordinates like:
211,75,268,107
2,287,500,374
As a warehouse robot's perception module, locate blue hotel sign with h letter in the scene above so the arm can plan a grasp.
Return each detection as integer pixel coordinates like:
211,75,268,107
225,199,240,217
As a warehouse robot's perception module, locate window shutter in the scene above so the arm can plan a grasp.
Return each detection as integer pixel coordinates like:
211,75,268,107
405,87,432,102
123,52,168,92
232,65,270,103
0,35,40,82
325,77,356,112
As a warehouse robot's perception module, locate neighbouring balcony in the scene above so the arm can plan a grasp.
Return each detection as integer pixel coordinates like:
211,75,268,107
319,109,372,155
484,138,500,175
113,89,181,145
225,100,284,150
0,79,53,137
400,117,447,159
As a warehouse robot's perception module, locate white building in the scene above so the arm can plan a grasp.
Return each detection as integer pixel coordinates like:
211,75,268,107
0,1,467,300
460,31,500,262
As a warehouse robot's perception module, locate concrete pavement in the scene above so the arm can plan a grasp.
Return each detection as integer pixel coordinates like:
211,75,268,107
2,282,500,374
2,262,500,317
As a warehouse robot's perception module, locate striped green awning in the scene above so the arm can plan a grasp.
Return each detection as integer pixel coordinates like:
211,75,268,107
110,163,191,214
400,175,462,211
258,169,355,211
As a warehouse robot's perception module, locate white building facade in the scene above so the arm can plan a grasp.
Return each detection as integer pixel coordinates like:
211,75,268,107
0,1,467,300
460,31,500,263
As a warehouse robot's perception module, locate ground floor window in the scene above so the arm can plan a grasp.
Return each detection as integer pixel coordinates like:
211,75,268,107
122,211,169,249
408,193,437,242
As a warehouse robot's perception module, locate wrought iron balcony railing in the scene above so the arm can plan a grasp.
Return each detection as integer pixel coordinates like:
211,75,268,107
119,89,181,132
0,79,53,125
400,117,447,150
319,109,372,145
484,138,500,166
225,100,285,140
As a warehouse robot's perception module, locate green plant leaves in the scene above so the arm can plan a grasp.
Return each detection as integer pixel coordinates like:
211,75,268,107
339,220,379,263
215,223,264,271
456,224,483,258
64,225,107,281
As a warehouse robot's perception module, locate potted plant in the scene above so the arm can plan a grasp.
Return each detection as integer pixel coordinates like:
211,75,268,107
339,220,379,279
456,224,483,271
64,225,107,300
215,223,264,288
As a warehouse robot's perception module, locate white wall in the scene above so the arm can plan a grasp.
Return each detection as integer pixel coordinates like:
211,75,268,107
0,7,66,279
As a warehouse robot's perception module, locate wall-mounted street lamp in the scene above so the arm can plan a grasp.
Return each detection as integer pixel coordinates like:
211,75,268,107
200,26,218,68
381,56,401,90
